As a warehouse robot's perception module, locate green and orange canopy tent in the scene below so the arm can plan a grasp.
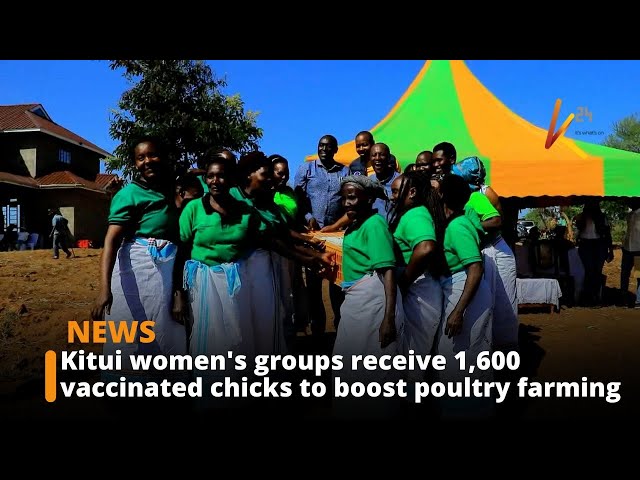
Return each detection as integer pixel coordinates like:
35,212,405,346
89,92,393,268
305,60,640,204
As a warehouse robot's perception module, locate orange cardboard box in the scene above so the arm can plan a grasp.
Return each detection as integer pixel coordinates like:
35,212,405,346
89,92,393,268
311,231,344,285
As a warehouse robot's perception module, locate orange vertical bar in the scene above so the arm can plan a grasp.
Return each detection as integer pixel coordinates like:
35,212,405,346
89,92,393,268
45,350,56,402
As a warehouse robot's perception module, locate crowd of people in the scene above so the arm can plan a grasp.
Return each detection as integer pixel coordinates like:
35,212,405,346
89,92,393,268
88,131,525,418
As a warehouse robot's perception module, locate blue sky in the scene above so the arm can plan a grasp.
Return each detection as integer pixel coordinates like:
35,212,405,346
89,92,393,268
1,60,640,181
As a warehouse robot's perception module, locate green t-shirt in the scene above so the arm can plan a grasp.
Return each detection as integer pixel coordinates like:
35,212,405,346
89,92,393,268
465,191,500,244
230,186,287,235
342,213,397,283
273,186,298,223
179,194,258,266
108,180,180,243
393,206,436,266
444,214,483,274
465,191,499,222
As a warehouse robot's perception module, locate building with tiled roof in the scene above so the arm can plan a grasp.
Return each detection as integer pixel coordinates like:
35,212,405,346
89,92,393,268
1,104,119,247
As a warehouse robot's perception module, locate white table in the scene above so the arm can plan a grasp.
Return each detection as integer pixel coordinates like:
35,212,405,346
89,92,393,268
514,243,584,303
516,278,563,313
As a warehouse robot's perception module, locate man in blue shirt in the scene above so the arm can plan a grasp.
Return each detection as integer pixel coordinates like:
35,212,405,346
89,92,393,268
295,135,350,230
294,134,349,336
49,208,72,259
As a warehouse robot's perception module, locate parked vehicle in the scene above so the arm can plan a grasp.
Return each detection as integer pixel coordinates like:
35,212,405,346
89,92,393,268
516,223,528,239
517,219,535,234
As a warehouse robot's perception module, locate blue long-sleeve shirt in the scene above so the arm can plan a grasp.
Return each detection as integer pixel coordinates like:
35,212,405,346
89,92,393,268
369,170,400,222
294,160,352,229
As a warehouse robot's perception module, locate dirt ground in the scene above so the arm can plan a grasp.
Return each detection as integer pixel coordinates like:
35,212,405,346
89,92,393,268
0,247,638,421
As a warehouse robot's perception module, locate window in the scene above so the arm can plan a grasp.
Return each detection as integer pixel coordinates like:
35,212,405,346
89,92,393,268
3,203,21,230
59,149,71,164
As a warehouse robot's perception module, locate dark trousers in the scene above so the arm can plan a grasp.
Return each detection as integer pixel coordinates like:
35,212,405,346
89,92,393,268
621,248,640,293
290,262,310,332
53,232,71,258
578,239,607,304
305,268,345,335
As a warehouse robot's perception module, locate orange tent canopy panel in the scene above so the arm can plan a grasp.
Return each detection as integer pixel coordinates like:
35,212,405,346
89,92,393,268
305,60,640,198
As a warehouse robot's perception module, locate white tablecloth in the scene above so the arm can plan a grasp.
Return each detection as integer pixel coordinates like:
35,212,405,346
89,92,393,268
514,243,584,303
516,278,563,308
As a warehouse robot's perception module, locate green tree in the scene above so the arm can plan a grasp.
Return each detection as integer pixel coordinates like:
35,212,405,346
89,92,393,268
524,209,547,230
600,200,627,222
106,60,262,178
524,207,557,230
603,113,640,153
561,205,582,219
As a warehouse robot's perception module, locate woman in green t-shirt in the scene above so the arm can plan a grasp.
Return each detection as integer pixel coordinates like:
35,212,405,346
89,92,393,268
388,170,447,382
91,136,187,383
269,154,299,225
174,152,260,408
230,152,333,356
453,156,519,352
268,154,311,342
438,174,493,417
176,152,259,363
332,175,405,417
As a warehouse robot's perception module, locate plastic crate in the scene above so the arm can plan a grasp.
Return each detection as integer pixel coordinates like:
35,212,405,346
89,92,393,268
76,239,91,248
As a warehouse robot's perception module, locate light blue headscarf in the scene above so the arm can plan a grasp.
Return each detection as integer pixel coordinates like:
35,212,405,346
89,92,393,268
452,156,486,192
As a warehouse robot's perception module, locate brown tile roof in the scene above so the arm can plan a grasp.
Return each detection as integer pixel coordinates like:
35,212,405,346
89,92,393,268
0,104,41,129
0,171,39,188
0,104,111,157
36,171,106,193
0,170,114,193
94,173,119,189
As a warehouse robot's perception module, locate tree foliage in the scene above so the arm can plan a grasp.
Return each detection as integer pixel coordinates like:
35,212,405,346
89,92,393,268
603,113,640,154
106,60,262,178
561,205,582,221
600,200,627,222
524,208,553,230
